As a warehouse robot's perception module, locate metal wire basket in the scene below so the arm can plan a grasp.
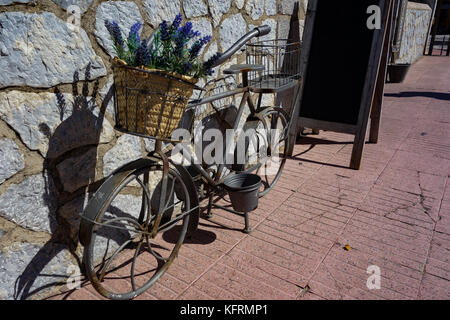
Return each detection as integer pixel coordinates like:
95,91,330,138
246,39,301,93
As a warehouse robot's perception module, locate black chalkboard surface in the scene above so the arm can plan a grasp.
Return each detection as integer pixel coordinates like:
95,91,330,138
291,0,393,169
300,0,380,125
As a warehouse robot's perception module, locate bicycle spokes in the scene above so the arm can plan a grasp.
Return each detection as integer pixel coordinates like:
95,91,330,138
84,164,191,300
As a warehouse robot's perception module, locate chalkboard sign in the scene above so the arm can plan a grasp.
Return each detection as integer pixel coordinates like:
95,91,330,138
291,0,393,169
300,0,380,125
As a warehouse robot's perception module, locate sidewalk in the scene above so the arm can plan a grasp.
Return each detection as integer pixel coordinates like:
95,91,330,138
50,56,450,300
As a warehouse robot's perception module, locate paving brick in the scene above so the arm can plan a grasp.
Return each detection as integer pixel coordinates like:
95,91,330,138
351,210,433,243
429,233,450,264
167,255,212,284
337,232,427,271
417,273,450,300
307,277,381,300
235,236,318,278
355,209,433,238
256,222,332,253
298,292,326,300
57,287,100,300
297,185,367,208
265,211,343,242
435,216,450,235
196,218,247,245
180,236,229,260
261,218,337,248
269,206,349,231
155,272,189,294
342,223,430,257
82,283,110,300
210,263,294,300
133,292,158,300
178,286,214,300
50,57,450,300
326,244,423,286
425,257,450,280
320,255,416,299
199,267,268,299
192,277,242,299
219,251,303,297
388,150,450,177
278,202,353,222
249,229,325,262
289,192,357,214
357,202,435,230
310,265,394,300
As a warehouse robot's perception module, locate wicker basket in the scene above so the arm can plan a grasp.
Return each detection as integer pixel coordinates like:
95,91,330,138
112,58,198,139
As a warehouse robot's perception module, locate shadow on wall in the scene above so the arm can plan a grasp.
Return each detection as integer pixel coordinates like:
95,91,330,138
13,64,113,300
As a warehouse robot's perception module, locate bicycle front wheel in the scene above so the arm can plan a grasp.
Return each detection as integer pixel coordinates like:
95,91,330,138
82,163,191,300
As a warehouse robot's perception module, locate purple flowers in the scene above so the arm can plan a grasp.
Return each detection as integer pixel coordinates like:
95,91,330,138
190,35,212,59
135,39,151,67
148,14,216,77
173,22,201,57
182,62,193,73
105,14,220,78
105,20,124,54
159,20,170,41
126,22,142,59
169,13,183,35
128,22,142,46
203,52,223,76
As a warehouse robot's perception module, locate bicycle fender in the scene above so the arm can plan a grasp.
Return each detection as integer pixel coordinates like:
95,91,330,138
79,158,159,247
173,163,200,236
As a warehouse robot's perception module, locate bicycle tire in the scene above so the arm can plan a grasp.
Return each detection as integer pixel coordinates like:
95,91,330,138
82,161,193,300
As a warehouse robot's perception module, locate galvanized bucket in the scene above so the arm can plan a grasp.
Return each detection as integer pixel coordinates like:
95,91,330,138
224,173,262,213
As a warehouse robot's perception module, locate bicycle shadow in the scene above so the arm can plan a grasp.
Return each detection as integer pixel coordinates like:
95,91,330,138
162,225,217,245
13,64,112,300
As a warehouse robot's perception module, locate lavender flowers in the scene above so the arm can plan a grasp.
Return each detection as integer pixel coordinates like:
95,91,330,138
203,52,223,76
134,39,151,67
105,21,125,57
105,14,221,78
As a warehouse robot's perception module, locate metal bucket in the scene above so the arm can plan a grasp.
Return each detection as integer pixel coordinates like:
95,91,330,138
224,173,262,213
387,63,411,83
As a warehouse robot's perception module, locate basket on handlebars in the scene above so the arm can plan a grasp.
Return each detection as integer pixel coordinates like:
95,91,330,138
246,39,301,92
112,58,198,139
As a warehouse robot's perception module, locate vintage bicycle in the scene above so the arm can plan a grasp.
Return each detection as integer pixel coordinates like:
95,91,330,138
78,25,301,300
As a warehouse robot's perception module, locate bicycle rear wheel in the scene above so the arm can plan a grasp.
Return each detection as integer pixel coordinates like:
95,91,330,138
241,107,288,197
82,163,191,300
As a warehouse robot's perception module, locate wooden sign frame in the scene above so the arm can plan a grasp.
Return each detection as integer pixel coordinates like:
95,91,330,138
288,0,394,170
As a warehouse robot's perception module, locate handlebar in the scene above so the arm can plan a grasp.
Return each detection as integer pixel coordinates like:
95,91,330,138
211,25,271,68
256,25,271,37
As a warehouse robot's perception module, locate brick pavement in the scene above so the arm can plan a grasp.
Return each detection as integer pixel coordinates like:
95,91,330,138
48,56,450,300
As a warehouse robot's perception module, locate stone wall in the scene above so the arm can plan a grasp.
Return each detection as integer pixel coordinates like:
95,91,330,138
0,0,306,299
395,1,432,64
